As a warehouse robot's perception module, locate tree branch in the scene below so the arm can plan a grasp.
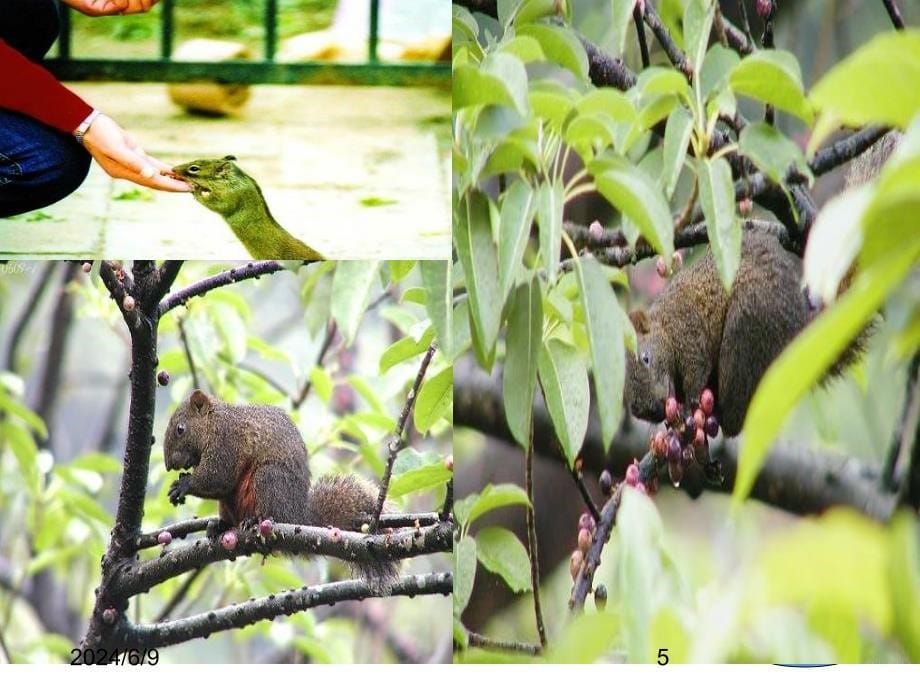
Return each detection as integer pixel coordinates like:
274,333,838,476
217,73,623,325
119,572,452,650
881,0,906,30
524,425,547,648
568,486,622,613
454,358,898,521
466,632,541,656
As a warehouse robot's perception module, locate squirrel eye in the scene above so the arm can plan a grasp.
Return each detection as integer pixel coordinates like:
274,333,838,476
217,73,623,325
177,422,186,436
188,165,200,174
641,351,651,366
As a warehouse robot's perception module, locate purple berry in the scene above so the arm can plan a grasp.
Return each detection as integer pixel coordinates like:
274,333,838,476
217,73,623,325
220,530,238,551
578,512,596,533
259,519,274,537
665,397,679,424
625,462,641,487
157,370,170,386
705,416,719,438
599,469,613,495
755,0,774,20
157,531,172,546
700,389,715,416
595,583,608,610
667,435,681,464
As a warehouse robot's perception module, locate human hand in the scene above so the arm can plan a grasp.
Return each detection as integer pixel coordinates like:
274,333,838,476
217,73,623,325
81,114,190,193
62,0,160,17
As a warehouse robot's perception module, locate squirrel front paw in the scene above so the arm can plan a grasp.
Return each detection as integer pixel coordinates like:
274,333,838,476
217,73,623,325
168,473,192,506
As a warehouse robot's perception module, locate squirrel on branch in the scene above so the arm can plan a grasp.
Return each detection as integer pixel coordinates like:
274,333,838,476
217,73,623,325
164,389,395,584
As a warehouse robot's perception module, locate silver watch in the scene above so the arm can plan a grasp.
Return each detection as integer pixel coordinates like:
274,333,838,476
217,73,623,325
73,109,103,145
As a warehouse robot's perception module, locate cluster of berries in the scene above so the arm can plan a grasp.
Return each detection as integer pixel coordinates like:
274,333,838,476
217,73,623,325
651,389,723,486
569,511,595,582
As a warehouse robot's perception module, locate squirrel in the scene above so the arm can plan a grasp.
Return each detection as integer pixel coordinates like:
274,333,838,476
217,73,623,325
624,133,900,437
163,388,395,583
171,156,325,261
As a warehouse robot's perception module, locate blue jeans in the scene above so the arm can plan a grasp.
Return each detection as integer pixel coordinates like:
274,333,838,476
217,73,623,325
0,0,91,218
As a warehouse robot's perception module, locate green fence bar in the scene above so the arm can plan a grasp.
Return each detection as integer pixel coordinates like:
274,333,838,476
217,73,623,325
160,0,175,60
265,0,278,62
48,1,449,87
369,0,380,62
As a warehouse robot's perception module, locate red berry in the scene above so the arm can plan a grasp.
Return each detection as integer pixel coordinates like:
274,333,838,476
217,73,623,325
589,220,604,240
700,389,715,416
570,550,584,580
625,462,641,487
102,608,117,625
577,528,592,552
81,262,92,273
652,430,668,458
656,256,668,278
157,370,170,386
157,531,172,546
694,427,706,447
122,295,135,312
694,408,705,430
665,397,679,424
444,456,454,472
739,197,753,216
220,530,238,551
578,512,596,533
259,519,274,537
705,416,720,438
755,0,774,20
330,527,342,543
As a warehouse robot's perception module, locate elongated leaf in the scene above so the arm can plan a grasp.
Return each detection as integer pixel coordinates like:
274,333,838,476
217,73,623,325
455,191,502,369
538,338,589,465
810,30,920,130
498,180,536,304
459,483,531,528
683,0,715,74
455,535,478,617
696,157,741,289
576,257,625,452
420,260,453,360
503,278,543,448
517,23,589,80
738,122,813,186
735,240,920,505
414,366,452,433
730,49,814,124
476,527,533,593
576,87,637,123
803,187,872,304
454,52,530,115
661,107,693,198
537,180,564,283
609,0,638,57
331,261,379,345
379,327,434,374
589,155,674,262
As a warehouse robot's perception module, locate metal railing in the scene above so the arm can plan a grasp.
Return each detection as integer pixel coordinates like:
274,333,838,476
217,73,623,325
46,0,448,87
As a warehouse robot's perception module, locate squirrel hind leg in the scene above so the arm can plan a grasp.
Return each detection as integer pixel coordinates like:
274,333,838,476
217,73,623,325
250,461,311,525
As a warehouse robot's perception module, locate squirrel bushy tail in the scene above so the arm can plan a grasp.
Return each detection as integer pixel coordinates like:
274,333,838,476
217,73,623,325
307,474,398,585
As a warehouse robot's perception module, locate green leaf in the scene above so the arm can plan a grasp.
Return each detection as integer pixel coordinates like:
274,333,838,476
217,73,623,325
803,187,873,304
503,278,543,448
379,327,434,374
517,23,589,80
738,122,813,186
69,453,121,475
421,260,453,360
810,30,920,130
331,261,379,345
388,450,451,498
528,79,577,131
700,43,740,99
730,49,814,124
636,66,690,101
2,421,40,498
734,240,920,505
387,260,416,283
512,0,557,26
576,87,637,123
537,179,564,283
455,191,502,369
661,107,693,198
683,0,715,75
889,511,920,662
696,156,741,289
498,180,536,304
454,52,530,115
26,543,86,576
589,155,674,261
609,0,638,57
475,527,533,593
309,367,334,404
0,389,47,439
576,256,625,452
414,366,453,434
459,483,531,528
454,535,478,618
499,35,545,63
538,338,589,465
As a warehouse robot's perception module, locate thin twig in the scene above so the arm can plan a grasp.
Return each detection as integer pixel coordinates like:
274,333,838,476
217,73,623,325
633,4,650,68
369,342,438,531
643,1,692,76
737,0,755,46
466,632,541,656
568,486,623,613
2,262,56,371
570,462,601,523
177,316,201,390
884,353,920,490
882,0,906,29
292,319,338,409
524,422,547,648
761,0,776,125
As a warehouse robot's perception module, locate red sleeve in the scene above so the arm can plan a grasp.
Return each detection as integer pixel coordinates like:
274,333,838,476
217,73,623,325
0,40,93,134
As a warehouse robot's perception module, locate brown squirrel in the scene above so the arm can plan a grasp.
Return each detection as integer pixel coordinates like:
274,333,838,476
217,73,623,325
164,389,395,583
624,133,900,437
625,232,811,437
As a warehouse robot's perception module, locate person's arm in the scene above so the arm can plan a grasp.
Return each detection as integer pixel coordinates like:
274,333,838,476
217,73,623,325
62,0,160,17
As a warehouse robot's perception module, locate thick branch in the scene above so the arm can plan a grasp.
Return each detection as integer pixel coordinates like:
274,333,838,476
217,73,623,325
467,632,541,656
644,1,692,76
882,0,906,30
119,572,452,649
113,522,452,600
568,487,622,612
454,358,898,521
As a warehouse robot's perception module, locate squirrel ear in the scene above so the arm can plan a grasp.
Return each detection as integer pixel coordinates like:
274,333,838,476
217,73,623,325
629,310,650,335
189,389,212,415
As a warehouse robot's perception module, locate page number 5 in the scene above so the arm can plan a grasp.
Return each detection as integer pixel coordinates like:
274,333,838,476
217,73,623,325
657,648,669,666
